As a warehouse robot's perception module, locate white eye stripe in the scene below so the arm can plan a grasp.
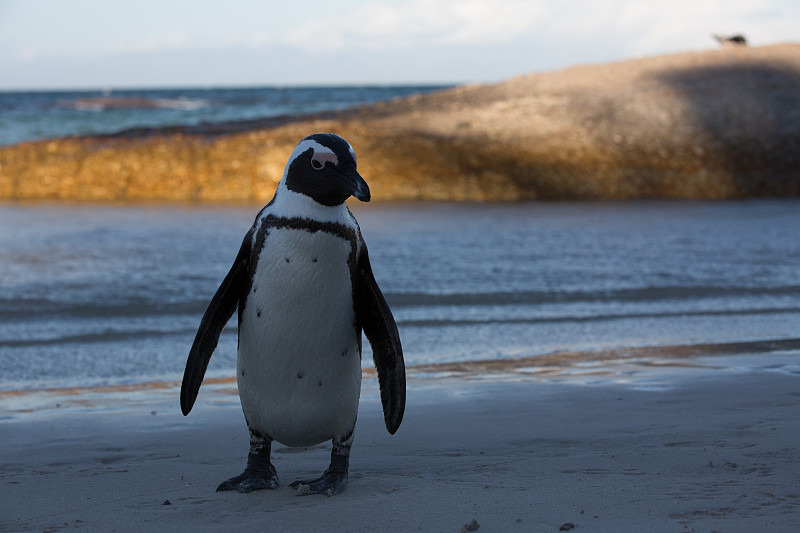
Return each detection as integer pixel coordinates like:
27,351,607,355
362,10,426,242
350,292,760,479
287,140,337,167
311,151,338,170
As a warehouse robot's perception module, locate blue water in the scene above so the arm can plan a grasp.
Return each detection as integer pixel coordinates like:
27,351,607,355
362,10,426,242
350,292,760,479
1,200,799,390
0,85,447,146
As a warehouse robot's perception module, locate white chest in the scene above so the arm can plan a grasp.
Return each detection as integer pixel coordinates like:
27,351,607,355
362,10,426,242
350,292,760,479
236,225,362,447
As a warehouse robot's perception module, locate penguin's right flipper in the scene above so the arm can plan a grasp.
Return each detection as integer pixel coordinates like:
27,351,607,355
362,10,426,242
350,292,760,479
180,229,253,415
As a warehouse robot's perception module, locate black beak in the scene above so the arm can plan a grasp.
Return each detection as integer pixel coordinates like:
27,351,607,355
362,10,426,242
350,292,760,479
348,169,371,202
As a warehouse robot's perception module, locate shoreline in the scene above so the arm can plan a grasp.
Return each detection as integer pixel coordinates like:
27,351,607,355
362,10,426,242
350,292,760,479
3,338,799,418
2,364,799,531
2,339,799,421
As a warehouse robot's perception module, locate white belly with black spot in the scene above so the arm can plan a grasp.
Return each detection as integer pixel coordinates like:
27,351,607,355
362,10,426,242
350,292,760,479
237,227,361,447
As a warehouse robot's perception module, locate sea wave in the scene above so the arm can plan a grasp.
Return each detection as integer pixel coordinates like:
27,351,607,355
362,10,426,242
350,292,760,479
2,201,799,391
4,284,800,321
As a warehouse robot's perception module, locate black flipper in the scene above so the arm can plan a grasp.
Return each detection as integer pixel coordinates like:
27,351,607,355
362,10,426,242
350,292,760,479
355,244,406,434
180,229,253,416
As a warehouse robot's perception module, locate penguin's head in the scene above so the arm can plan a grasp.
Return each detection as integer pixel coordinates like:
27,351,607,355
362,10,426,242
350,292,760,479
283,133,370,206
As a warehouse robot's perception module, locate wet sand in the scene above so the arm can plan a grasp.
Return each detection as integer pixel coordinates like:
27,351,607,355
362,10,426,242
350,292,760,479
2,354,799,532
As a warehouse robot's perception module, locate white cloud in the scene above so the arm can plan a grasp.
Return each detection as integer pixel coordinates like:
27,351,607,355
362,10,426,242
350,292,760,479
119,33,193,54
272,0,549,51
257,0,798,58
442,0,547,45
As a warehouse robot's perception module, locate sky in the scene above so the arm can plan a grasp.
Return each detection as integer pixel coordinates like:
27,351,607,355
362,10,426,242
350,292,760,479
0,0,798,90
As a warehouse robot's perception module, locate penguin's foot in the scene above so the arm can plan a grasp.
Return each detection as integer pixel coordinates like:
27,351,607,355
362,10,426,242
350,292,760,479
216,465,279,493
290,469,348,497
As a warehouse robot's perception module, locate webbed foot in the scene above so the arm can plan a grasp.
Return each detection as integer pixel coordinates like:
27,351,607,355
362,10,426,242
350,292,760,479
290,468,348,496
290,436,351,496
217,429,277,493
217,464,279,493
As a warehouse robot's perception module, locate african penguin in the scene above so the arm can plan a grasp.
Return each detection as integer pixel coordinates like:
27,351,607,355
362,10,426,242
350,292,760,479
181,133,405,497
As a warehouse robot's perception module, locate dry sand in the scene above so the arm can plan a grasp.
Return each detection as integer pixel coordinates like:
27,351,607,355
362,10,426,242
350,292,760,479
2,356,799,532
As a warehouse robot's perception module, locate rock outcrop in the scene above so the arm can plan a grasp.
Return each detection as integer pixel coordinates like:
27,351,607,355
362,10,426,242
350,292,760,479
1,43,798,202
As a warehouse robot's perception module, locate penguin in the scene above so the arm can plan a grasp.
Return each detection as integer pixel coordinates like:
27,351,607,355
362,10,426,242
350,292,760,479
180,133,405,497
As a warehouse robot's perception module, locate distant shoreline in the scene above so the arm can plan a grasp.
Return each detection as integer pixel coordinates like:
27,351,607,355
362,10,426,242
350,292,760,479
1,44,799,202
0,85,448,147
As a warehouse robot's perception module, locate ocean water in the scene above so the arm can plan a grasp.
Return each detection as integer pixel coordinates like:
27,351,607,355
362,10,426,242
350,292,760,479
2,200,799,391
0,85,446,146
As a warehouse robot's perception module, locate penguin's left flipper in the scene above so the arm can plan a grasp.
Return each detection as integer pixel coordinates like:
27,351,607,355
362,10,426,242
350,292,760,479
180,229,253,416
355,244,406,434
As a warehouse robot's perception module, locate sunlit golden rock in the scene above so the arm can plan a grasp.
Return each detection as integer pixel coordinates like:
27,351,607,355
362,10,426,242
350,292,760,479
1,43,799,202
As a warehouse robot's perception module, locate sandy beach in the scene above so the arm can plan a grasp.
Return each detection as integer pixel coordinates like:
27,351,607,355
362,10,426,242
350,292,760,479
2,353,799,532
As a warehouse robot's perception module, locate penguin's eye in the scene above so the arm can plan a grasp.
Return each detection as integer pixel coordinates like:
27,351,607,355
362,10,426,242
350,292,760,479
310,151,337,170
